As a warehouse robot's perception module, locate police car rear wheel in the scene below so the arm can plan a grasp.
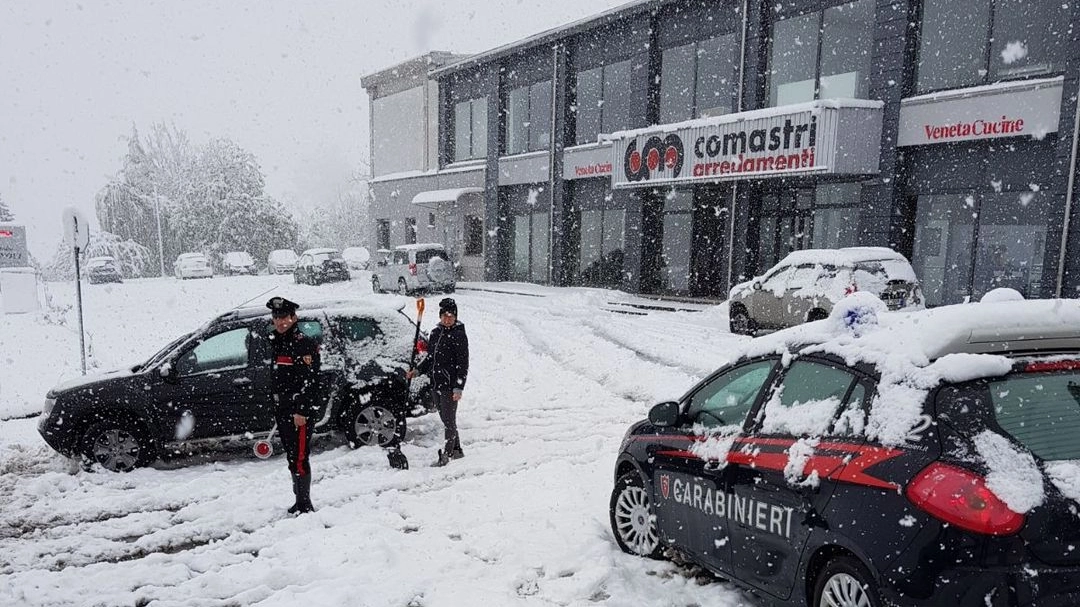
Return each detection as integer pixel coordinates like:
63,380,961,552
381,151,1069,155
346,405,400,448
813,556,881,607
610,471,662,559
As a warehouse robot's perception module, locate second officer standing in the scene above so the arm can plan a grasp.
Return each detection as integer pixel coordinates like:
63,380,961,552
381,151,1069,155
267,297,321,514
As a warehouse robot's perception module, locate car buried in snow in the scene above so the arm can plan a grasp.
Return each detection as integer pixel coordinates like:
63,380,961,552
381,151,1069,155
610,295,1080,607
38,299,429,472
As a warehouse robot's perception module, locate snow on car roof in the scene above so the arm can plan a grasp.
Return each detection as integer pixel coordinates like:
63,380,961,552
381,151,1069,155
178,252,207,259
735,297,1080,447
776,246,908,268
394,243,445,251
220,297,412,323
87,256,116,262
303,248,340,255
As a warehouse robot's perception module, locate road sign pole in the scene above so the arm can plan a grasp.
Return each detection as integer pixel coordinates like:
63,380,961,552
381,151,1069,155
74,244,86,375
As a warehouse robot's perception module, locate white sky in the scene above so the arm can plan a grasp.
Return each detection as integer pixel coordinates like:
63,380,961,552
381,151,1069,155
0,0,629,257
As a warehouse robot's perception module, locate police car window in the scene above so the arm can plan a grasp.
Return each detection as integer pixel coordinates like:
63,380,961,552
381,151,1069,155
988,373,1080,461
831,381,870,436
336,318,380,342
687,360,775,428
297,320,324,342
759,361,855,436
176,328,249,376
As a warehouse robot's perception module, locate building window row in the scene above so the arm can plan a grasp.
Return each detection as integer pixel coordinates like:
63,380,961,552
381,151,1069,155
506,80,553,155
453,97,488,162
573,59,632,145
661,33,740,122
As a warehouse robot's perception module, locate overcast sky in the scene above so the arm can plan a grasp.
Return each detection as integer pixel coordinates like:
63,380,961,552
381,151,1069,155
1,0,628,257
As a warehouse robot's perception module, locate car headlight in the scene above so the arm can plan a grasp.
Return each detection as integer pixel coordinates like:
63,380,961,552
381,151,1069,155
42,397,56,417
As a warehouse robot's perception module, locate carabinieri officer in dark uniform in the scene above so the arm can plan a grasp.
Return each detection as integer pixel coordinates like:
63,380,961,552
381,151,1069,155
267,297,320,514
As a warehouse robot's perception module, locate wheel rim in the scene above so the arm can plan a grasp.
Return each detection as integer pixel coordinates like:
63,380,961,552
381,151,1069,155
613,484,659,556
353,406,398,447
731,311,750,334
90,428,141,471
820,572,872,607
397,280,408,295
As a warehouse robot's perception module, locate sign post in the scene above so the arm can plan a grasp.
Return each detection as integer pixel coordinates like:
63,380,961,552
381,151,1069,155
62,207,91,375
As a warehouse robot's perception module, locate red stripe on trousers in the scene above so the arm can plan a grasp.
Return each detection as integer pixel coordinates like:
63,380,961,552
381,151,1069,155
297,424,307,476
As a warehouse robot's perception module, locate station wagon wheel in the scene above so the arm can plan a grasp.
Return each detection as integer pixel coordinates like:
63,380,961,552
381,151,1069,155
813,556,881,607
729,306,756,336
397,278,408,296
80,423,155,472
807,308,829,323
346,405,401,448
609,471,662,559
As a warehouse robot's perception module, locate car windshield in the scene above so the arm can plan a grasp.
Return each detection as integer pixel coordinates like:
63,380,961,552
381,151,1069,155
226,253,253,264
985,370,1080,461
87,258,115,268
139,331,194,370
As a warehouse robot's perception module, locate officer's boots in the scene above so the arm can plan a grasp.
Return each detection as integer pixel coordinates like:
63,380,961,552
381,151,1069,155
289,473,315,514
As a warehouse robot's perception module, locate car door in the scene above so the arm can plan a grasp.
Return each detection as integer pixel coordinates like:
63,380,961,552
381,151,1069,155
646,359,778,574
725,357,867,601
752,266,794,329
163,324,270,440
294,316,334,423
298,254,312,281
783,264,825,325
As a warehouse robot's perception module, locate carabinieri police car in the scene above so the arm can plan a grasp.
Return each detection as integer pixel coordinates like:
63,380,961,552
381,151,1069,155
610,295,1080,607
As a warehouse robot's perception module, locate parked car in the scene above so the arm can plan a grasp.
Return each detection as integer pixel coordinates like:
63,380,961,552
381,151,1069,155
371,243,455,295
728,247,923,335
173,253,213,279
267,249,298,275
294,248,351,285
221,251,256,276
341,246,371,271
38,299,430,472
611,297,1080,607
85,256,123,284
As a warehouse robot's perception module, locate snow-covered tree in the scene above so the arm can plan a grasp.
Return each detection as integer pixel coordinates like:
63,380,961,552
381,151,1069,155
298,169,372,250
0,193,14,222
41,231,152,281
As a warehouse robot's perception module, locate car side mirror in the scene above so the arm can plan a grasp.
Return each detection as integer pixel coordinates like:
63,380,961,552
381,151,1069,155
752,281,762,291
159,363,178,383
648,401,681,427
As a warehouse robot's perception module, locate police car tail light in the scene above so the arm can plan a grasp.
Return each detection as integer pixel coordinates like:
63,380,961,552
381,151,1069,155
408,263,417,276
906,462,1025,536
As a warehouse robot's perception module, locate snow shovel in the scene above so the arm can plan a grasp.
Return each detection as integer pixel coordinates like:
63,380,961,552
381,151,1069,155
387,298,425,470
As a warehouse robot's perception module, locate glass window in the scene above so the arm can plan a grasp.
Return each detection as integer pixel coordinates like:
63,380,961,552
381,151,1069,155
989,373,1080,461
769,0,875,106
813,184,862,249
513,215,530,280
917,0,991,92
529,81,553,152
760,361,855,436
297,320,324,341
415,248,447,264
990,0,1070,80
912,194,977,306
601,60,631,135
471,98,488,158
531,212,550,282
661,213,693,292
687,360,776,429
761,266,795,289
405,217,417,244
695,34,738,117
575,66,604,145
336,318,380,343
769,12,820,106
579,209,603,271
507,86,530,155
820,0,874,99
177,328,249,376
918,0,1068,92
832,382,870,436
464,215,484,256
972,192,1048,300
454,101,472,162
376,220,391,250
660,42,696,123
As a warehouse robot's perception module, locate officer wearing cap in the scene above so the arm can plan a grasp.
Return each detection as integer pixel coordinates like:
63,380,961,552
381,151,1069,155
267,296,321,513
407,297,469,467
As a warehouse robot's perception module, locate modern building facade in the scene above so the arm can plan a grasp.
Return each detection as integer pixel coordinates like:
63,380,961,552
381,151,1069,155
362,0,1080,305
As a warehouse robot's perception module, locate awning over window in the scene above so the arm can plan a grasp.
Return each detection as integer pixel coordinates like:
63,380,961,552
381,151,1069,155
411,187,484,207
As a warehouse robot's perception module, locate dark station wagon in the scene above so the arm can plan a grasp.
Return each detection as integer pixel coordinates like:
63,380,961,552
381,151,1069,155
611,297,1080,607
39,299,428,472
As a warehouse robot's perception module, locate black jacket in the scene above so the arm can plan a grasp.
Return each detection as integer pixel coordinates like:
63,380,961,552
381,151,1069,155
417,321,469,392
269,323,321,416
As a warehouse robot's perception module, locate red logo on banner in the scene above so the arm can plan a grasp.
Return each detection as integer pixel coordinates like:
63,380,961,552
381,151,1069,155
0,230,12,238
660,474,671,499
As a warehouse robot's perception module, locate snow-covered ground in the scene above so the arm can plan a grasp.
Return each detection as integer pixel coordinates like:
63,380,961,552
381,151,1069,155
0,273,759,606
